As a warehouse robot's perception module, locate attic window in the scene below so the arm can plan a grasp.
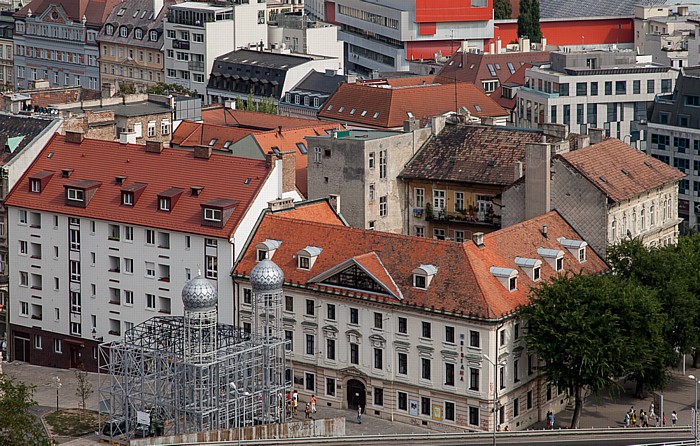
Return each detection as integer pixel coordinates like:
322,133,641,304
296,142,308,154
30,179,41,193
514,257,542,281
297,246,322,270
209,138,218,146
201,198,237,228
61,169,73,178
115,176,127,185
533,266,541,281
350,108,356,115
29,170,53,193
326,104,333,111
537,247,565,271
361,110,367,117
557,237,587,263
474,105,482,112
490,267,518,292
338,106,345,113
556,257,563,271
373,112,380,119
117,7,126,16
256,239,281,261
407,112,414,119
191,186,204,196
204,208,221,221
244,178,251,185
412,264,437,290
223,141,232,150
159,197,171,211
67,188,84,202
509,276,517,291
122,192,134,206
272,146,281,156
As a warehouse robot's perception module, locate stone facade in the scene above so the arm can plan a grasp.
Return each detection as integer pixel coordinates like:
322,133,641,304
306,127,432,233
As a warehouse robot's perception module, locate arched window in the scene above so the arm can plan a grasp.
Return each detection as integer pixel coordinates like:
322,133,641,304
650,205,655,226
611,219,617,241
641,207,645,230
134,28,143,39
149,30,158,41
105,24,114,35
119,26,128,37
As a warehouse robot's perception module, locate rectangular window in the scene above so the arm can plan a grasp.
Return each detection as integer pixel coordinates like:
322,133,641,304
379,196,387,217
374,388,384,406
398,392,408,411
379,150,387,178
454,192,464,212
146,293,155,309
445,401,455,421
124,290,133,305
576,104,584,124
305,334,315,355
563,104,570,125
285,330,293,351
415,188,425,208
146,229,155,245
368,152,375,169
422,321,431,339
575,82,587,96
470,330,480,348
205,255,217,279
374,348,383,369
284,295,293,311
469,367,479,391
513,397,520,418
469,406,479,425
647,79,655,94
633,80,641,94
615,80,626,95
305,372,315,391
145,262,155,278
499,366,505,389
605,81,612,95
421,358,431,380
398,352,408,375
445,326,455,344
326,338,336,360
350,308,359,324
374,312,383,329
327,303,336,320
421,397,431,416
350,342,359,365
326,378,336,397
514,359,520,382
550,105,557,123
306,299,315,316
527,390,533,410
445,362,455,386
590,82,598,96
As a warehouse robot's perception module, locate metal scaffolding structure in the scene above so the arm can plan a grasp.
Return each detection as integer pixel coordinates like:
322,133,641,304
98,269,288,442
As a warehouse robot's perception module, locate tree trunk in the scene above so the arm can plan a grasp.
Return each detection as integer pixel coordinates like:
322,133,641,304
570,386,583,429
693,349,699,368
634,380,645,399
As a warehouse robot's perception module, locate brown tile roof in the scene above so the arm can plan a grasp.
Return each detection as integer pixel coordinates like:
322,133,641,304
439,51,551,92
202,107,337,131
491,63,532,110
318,77,507,128
5,134,272,239
251,124,340,197
558,139,686,203
234,209,608,319
171,121,256,151
16,0,121,26
401,124,544,186
270,200,345,226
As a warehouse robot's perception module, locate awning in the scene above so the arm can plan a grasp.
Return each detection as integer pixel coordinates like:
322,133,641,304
232,74,240,80
63,338,85,347
250,77,259,83
223,73,231,78
260,79,269,84
271,80,279,86
211,71,222,77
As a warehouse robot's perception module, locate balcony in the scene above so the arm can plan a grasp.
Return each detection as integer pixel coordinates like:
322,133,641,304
188,61,204,72
519,86,560,99
425,207,501,227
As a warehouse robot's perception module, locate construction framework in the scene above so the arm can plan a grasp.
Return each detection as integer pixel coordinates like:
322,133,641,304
97,316,288,441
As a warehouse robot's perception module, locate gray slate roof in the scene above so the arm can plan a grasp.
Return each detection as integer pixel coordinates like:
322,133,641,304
293,70,346,95
0,113,57,164
540,0,666,18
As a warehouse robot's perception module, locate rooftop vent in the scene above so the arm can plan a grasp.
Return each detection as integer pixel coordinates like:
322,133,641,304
191,186,204,196
61,168,73,178
115,176,127,185
65,130,84,144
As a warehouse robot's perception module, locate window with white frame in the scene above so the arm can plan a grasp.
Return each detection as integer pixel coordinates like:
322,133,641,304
206,255,218,279
455,192,465,212
415,188,425,208
433,189,446,211
379,196,387,217
146,293,156,310
379,150,387,178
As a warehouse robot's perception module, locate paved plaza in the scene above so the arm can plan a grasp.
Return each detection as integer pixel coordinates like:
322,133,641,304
1,357,698,444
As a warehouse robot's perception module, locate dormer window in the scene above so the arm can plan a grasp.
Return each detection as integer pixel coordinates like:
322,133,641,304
255,239,281,261
149,30,158,41
121,182,146,206
490,267,518,292
119,26,128,38
297,246,322,270
29,170,54,193
412,264,437,290
515,257,542,281
64,179,102,208
537,248,565,272
105,24,114,35
557,237,587,264
67,188,84,201
134,28,143,40
157,188,183,213
122,192,134,206
201,198,237,228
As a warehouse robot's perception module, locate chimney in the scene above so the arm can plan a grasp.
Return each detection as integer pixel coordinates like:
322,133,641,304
525,143,551,220
576,135,590,150
277,125,283,135
403,118,419,133
268,197,295,212
194,145,212,159
542,224,548,238
489,41,495,54
514,161,523,181
541,36,547,50
329,194,340,215
496,37,502,54
279,150,296,193
145,140,163,153
65,130,84,144
520,36,531,53
431,115,446,136
539,122,569,141
589,127,604,145
472,232,484,247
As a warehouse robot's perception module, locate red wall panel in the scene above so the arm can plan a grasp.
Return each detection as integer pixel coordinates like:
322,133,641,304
415,0,493,23
406,40,461,61
325,1,336,24
490,18,633,48
419,22,437,35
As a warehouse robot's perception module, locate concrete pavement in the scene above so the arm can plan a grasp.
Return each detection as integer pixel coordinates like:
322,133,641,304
1,357,698,444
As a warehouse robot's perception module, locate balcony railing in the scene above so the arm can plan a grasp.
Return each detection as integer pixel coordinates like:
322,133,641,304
426,209,501,226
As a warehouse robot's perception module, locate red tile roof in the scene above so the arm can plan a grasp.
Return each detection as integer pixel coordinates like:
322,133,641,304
171,121,257,151
558,139,686,203
202,107,336,130
251,124,339,197
317,77,507,128
490,63,532,110
270,200,345,226
5,134,272,238
16,0,121,26
439,50,551,92
234,209,607,319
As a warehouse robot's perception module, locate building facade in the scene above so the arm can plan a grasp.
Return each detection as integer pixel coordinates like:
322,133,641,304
4,132,300,371
634,4,697,69
268,12,344,67
233,201,608,432
0,11,13,91
97,0,169,94
503,133,684,258
327,0,494,74
278,69,350,118
642,66,700,230
307,127,433,233
163,1,268,101
13,0,120,91
515,50,678,140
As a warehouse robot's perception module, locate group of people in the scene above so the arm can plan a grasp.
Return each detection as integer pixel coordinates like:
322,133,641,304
546,411,555,429
285,390,317,419
624,404,676,428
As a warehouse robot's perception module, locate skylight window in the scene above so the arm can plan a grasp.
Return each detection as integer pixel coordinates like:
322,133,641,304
407,112,414,119
507,62,515,74
373,112,380,119
327,104,333,111
296,142,308,154
223,141,232,150
361,110,367,117
487,64,496,77
474,105,482,112
338,106,345,113
244,178,251,185
495,63,501,70
117,7,126,16
350,108,356,115
209,138,218,146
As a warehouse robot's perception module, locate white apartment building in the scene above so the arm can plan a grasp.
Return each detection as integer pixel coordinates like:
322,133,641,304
516,50,678,140
163,1,267,101
5,132,300,371
268,12,344,67
330,0,493,74
234,201,609,431
634,4,696,69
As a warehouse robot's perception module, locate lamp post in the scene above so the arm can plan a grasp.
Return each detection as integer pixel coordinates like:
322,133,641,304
52,376,61,413
690,375,698,446
483,354,505,446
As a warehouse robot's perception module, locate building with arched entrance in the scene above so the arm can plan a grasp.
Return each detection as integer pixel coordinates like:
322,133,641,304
233,199,608,431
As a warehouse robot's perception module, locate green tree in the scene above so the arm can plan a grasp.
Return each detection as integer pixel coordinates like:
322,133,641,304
145,82,196,96
494,0,512,20
75,365,93,419
0,374,47,445
517,0,542,43
521,273,654,428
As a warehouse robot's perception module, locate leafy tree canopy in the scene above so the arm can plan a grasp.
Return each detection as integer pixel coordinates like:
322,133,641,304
0,374,47,446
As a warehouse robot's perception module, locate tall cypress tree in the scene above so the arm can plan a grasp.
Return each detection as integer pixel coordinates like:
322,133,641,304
528,0,543,43
494,0,512,20
517,0,531,39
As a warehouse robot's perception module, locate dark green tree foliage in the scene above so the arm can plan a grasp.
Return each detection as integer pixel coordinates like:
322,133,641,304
0,374,47,445
521,273,660,428
494,0,512,20
517,0,542,43
145,82,196,96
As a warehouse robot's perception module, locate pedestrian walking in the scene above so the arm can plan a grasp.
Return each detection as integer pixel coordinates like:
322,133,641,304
546,411,552,429
631,409,637,427
663,413,667,426
672,410,678,426
624,412,630,428
305,403,311,419
642,410,649,427
547,411,555,429
311,394,317,414
649,401,655,419
357,405,363,424
292,390,298,416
